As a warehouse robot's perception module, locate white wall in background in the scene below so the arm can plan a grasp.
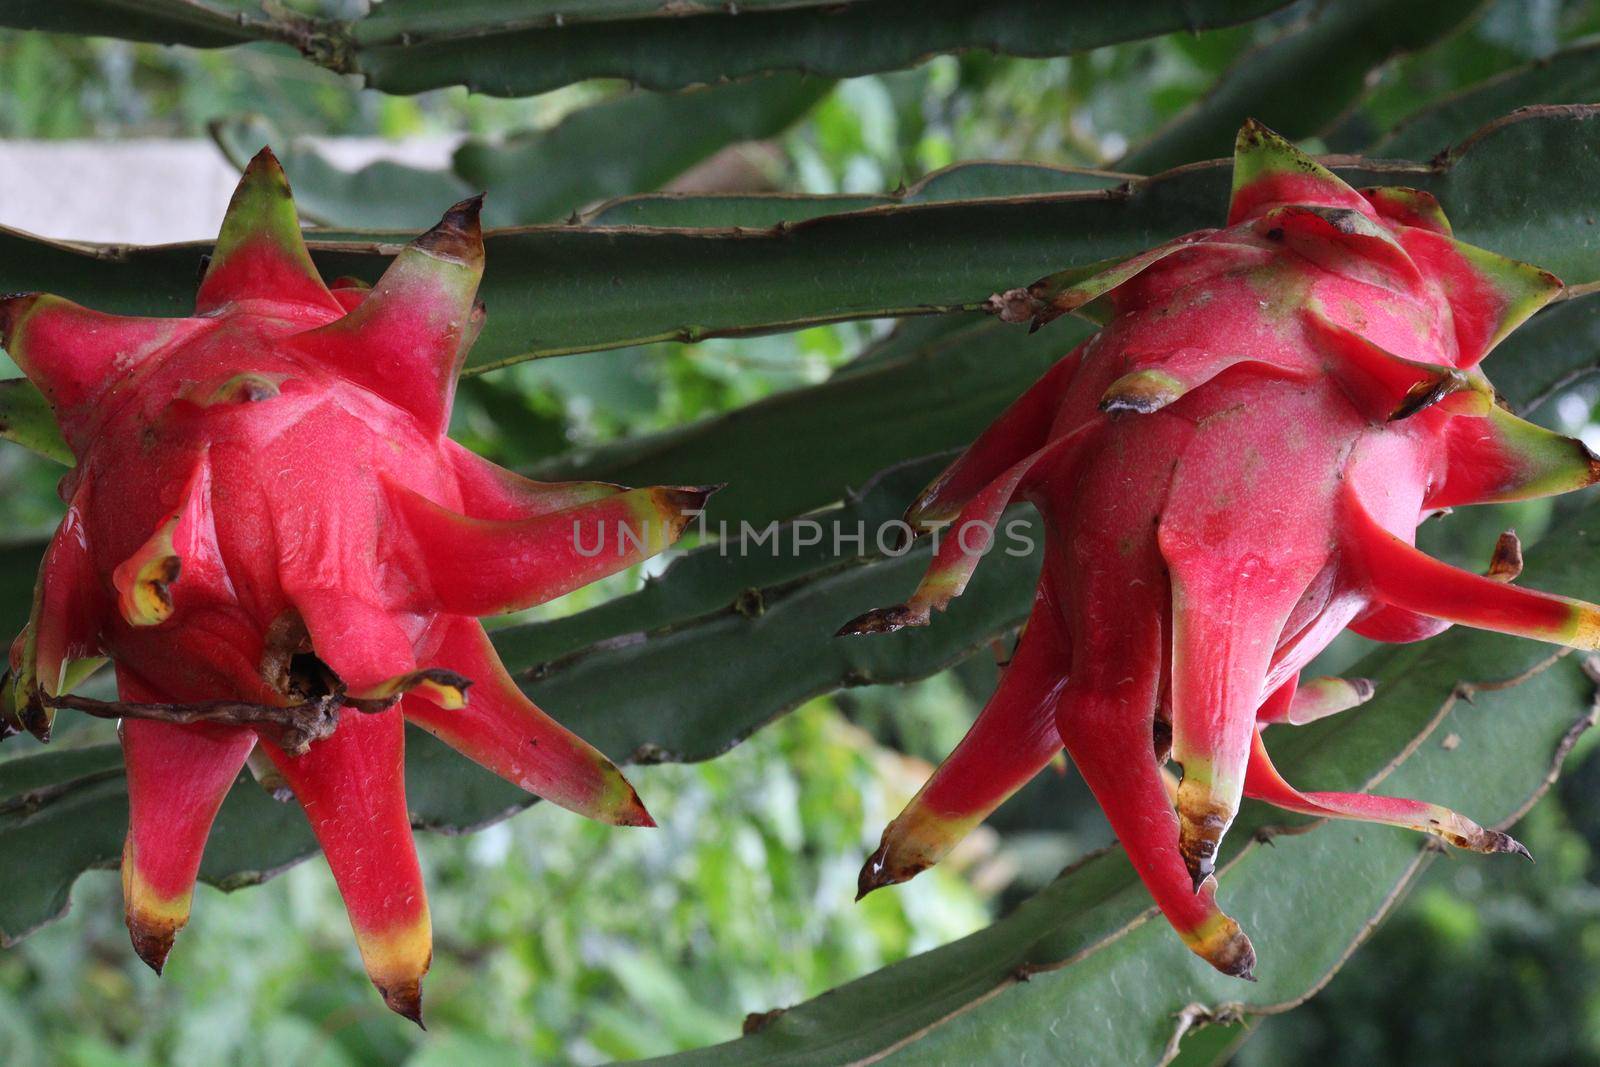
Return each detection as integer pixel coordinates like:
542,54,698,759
0,139,457,244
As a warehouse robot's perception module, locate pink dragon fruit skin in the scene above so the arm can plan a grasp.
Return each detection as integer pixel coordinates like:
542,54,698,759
843,120,1600,978
1,151,711,1022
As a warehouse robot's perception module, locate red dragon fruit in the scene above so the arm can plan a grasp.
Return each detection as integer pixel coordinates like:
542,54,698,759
842,120,1600,978
0,151,709,1021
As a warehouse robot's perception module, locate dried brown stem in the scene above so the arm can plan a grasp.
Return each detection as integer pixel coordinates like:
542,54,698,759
42,690,398,755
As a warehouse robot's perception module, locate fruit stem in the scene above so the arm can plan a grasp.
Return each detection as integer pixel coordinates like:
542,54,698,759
42,688,406,755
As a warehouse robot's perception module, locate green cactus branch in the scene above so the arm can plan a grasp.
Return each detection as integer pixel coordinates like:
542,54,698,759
4,0,1297,95
1,106,1598,450
2,0,280,45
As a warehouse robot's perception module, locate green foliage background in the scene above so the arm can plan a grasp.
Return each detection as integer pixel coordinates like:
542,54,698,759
6,2,1600,1063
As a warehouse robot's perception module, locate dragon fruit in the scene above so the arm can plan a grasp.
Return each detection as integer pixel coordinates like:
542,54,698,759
842,120,1600,978
0,151,709,1021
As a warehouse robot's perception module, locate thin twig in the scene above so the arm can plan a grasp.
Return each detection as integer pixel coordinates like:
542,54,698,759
42,691,397,756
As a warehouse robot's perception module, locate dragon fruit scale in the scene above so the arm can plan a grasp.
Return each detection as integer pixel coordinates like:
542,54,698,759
0,151,711,1021
841,120,1600,978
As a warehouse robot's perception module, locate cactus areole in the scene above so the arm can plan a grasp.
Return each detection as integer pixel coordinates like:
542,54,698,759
843,121,1600,978
0,151,711,1022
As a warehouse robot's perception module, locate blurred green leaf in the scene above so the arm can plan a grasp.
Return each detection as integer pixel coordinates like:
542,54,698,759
1320,0,1600,153
1117,0,1481,173
451,75,830,223
210,118,476,231
1372,37,1600,158
211,74,830,228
